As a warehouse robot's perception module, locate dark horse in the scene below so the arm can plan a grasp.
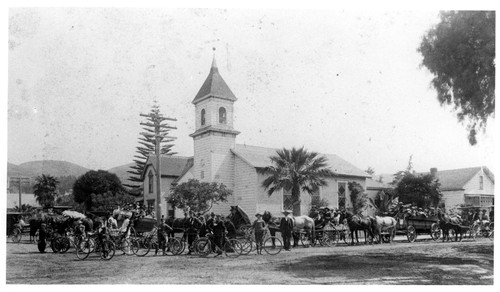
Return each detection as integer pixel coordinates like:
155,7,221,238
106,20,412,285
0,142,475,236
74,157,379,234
437,209,463,242
339,210,376,245
262,211,315,247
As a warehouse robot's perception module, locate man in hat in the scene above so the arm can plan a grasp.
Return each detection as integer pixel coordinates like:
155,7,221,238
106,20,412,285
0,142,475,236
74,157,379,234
206,212,216,233
183,211,198,255
224,216,237,240
212,214,226,255
253,213,267,254
279,210,294,251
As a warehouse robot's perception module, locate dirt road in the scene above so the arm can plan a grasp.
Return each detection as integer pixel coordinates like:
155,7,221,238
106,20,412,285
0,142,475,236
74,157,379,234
6,237,494,284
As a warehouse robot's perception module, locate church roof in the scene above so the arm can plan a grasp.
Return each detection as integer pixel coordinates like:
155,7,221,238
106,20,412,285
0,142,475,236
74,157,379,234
231,144,371,178
142,155,193,179
192,56,237,104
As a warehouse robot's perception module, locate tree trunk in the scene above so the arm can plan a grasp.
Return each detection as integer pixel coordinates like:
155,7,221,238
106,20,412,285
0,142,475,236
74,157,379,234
293,203,301,216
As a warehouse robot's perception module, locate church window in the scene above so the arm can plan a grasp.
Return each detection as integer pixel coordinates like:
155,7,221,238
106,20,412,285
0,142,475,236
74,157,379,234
479,176,484,190
338,182,347,209
283,189,293,211
148,171,154,194
311,189,321,208
201,109,206,126
219,107,226,124
201,171,205,179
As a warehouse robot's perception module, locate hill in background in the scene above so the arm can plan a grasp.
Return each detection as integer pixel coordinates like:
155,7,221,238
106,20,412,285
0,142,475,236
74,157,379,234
7,160,138,189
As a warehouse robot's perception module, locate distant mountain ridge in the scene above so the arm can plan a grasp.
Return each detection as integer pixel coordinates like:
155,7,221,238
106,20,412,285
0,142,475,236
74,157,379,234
7,160,135,186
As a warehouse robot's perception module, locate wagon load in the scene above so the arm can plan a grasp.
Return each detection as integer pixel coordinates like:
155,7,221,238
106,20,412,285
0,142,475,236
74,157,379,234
62,210,86,220
133,218,157,234
229,205,251,235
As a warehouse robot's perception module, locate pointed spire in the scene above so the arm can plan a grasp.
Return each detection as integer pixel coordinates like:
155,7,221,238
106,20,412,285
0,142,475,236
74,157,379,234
211,47,218,71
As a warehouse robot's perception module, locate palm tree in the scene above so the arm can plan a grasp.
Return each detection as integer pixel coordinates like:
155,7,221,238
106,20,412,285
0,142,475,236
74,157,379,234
259,147,335,216
33,174,59,208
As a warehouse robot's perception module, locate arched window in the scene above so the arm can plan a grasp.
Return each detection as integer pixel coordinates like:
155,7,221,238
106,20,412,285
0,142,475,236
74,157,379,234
201,109,206,126
219,107,226,124
148,171,154,194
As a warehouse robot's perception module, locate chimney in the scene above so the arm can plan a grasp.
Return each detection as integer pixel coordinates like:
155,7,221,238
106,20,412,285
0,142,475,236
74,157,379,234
430,167,437,177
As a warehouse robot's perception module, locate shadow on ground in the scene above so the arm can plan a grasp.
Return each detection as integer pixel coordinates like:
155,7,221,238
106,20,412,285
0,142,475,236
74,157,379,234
275,248,494,285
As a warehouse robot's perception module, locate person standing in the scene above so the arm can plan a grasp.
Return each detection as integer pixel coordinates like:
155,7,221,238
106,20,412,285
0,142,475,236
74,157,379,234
184,211,198,255
155,218,173,255
37,223,47,253
253,213,267,255
212,215,226,255
280,210,294,251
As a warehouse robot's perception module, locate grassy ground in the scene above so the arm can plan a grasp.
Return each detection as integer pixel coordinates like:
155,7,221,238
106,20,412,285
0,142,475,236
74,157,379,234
6,236,494,284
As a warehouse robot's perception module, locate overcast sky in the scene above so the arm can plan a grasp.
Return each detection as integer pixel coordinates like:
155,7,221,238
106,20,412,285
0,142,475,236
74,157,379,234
7,7,495,176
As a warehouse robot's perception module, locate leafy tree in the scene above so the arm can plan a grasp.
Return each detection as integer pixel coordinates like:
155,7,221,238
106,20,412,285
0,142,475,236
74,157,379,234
259,147,335,215
391,155,415,186
394,173,442,208
419,11,495,145
73,170,125,210
13,204,36,214
311,197,329,209
365,167,375,176
348,181,368,215
91,191,136,213
127,102,176,190
55,193,85,210
368,190,399,216
168,179,232,214
33,174,59,208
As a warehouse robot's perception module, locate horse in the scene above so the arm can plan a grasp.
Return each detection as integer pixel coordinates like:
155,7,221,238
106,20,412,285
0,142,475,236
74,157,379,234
339,210,375,245
372,216,397,243
437,209,463,242
262,211,315,247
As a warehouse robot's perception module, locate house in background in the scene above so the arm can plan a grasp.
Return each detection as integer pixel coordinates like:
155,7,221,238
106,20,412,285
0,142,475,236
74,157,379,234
364,178,393,216
426,167,494,211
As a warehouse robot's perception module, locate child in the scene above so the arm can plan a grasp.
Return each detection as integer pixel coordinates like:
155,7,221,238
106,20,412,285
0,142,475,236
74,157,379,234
253,213,267,255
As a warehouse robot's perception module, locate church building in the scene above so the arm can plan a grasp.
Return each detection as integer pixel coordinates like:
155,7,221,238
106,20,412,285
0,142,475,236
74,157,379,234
142,55,371,218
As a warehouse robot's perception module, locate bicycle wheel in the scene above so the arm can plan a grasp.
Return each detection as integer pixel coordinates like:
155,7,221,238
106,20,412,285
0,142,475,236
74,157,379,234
58,237,71,253
263,236,283,255
489,230,494,241
223,239,243,258
165,238,183,256
100,240,116,260
324,225,339,247
470,223,480,241
320,236,332,247
193,238,211,257
131,238,151,257
76,238,93,260
11,228,22,243
119,238,134,256
239,238,255,255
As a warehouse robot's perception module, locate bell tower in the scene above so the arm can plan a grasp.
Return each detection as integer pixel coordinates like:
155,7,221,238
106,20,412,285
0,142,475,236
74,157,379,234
189,50,240,189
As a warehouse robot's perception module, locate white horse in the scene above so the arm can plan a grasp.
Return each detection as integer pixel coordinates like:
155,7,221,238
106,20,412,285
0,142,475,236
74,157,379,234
373,216,397,243
292,215,316,247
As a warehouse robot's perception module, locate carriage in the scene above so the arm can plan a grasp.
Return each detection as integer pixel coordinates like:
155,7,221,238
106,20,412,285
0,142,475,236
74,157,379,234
394,213,441,242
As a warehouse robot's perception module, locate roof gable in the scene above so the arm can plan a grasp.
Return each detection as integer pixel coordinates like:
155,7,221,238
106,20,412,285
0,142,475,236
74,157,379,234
231,144,370,178
422,167,492,191
142,155,193,179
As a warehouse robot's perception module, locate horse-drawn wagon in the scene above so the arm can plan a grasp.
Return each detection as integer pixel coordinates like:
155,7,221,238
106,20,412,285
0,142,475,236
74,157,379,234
394,213,440,242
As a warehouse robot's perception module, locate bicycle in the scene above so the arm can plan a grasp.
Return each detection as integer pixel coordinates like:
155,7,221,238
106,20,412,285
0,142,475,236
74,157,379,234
108,230,134,256
193,233,243,258
131,226,182,257
10,225,23,243
239,228,283,255
76,230,115,261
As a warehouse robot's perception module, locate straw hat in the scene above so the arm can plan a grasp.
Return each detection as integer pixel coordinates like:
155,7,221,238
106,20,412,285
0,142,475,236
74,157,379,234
282,210,292,214
255,213,262,217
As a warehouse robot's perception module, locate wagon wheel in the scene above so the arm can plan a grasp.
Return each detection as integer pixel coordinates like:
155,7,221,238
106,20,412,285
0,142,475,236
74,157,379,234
11,228,22,243
381,233,391,243
430,223,441,241
342,229,351,245
406,225,417,243
323,224,339,247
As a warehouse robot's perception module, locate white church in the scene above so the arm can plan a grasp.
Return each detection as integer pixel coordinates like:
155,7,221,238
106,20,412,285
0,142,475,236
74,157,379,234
141,56,371,218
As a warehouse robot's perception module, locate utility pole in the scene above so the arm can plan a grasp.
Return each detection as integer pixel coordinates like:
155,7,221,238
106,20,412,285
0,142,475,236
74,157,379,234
9,177,31,208
140,112,177,223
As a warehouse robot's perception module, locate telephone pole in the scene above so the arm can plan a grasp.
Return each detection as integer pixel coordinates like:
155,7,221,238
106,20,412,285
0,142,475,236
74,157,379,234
9,177,31,208
140,112,177,223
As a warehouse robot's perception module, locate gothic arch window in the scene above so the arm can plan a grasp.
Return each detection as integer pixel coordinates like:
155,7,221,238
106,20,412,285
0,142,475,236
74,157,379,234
148,171,154,194
219,107,226,124
201,109,206,126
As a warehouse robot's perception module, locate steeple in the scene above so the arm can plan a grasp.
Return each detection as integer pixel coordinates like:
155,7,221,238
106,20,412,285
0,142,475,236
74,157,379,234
192,48,237,104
